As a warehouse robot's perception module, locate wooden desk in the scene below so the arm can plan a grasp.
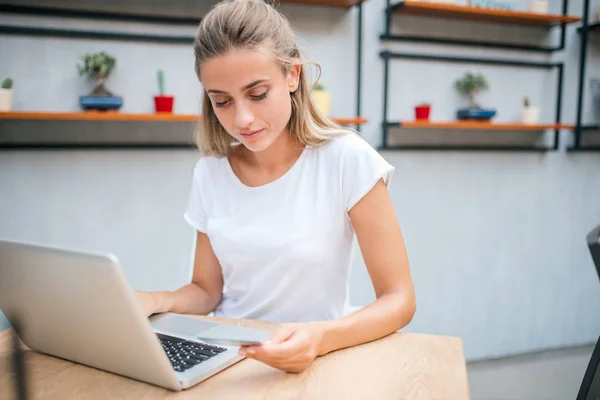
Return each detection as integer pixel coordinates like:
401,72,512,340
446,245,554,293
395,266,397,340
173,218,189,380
0,316,469,399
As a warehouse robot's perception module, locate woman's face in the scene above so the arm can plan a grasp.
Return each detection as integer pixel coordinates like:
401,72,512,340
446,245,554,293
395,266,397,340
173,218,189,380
200,47,300,153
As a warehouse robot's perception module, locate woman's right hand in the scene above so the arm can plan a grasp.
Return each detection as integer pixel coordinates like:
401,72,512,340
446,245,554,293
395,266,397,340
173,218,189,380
134,291,158,317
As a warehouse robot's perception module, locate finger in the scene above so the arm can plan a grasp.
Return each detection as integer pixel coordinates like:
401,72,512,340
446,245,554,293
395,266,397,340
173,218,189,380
269,324,298,345
240,325,298,357
247,330,307,360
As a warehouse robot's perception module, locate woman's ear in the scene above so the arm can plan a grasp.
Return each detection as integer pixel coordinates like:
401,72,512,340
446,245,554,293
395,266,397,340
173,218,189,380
287,64,301,93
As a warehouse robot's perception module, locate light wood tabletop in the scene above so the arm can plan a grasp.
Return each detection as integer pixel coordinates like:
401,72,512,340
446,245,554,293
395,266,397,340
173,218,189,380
0,316,470,399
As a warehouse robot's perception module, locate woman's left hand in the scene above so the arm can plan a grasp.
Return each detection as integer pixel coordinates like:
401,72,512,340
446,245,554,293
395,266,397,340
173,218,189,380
238,322,325,373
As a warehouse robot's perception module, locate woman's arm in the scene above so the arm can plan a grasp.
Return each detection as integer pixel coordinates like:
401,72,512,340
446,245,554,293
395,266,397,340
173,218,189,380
240,179,415,372
315,178,415,355
136,231,224,316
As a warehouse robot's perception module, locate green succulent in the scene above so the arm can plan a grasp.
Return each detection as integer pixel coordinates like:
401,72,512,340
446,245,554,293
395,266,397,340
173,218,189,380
313,82,326,91
1,77,12,89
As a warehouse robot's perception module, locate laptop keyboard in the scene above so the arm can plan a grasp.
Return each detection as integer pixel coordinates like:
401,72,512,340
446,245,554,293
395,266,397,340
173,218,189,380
157,333,227,373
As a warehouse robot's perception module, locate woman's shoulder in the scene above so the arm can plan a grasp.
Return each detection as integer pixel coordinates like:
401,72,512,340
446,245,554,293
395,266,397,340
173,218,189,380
317,132,380,160
192,154,228,179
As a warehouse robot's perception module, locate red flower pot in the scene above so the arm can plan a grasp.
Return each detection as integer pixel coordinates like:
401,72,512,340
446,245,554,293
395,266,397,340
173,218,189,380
154,95,174,113
415,104,431,121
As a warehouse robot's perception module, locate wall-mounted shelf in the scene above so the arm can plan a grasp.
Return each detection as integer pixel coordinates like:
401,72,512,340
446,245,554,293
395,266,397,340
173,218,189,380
379,145,556,152
0,112,368,150
577,21,600,33
0,112,367,126
380,51,566,151
567,126,600,151
381,0,578,52
280,0,366,7
390,1,580,27
387,121,574,131
382,122,574,152
573,0,600,151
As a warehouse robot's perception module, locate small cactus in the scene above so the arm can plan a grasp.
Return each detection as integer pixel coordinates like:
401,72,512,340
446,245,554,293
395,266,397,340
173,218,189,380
157,70,164,95
2,77,13,90
523,96,530,107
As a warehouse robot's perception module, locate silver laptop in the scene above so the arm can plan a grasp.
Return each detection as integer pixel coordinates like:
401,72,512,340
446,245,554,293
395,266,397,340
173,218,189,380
0,239,272,391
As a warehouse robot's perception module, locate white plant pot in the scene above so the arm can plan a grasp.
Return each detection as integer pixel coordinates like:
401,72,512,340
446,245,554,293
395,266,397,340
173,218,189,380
0,89,12,112
529,0,548,14
312,90,331,117
521,106,539,124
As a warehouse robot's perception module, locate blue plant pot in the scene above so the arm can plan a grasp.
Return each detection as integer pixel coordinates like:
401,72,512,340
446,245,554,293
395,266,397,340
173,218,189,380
456,108,496,121
80,96,123,111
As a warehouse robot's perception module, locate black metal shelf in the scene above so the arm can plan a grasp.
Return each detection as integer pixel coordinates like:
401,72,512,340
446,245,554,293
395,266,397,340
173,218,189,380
0,3,201,43
0,4,203,25
382,0,577,53
577,21,600,33
573,0,600,151
380,51,565,152
582,124,599,130
567,147,600,151
0,25,196,44
0,144,196,150
379,145,552,152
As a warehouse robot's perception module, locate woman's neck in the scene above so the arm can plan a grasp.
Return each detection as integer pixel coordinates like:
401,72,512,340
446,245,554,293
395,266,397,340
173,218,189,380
240,129,304,172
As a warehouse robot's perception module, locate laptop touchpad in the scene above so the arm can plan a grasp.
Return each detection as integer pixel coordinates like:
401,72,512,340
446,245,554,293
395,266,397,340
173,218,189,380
151,314,218,336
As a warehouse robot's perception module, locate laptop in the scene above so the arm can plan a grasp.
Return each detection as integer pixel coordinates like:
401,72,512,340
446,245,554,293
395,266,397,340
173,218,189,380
0,239,272,391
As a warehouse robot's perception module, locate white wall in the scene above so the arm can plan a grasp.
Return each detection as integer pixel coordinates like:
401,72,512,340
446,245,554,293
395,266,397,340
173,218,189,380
1,0,600,361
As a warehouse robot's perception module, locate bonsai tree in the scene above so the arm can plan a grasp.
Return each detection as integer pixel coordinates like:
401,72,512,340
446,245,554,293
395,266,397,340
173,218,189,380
77,52,116,96
455,72,489,108
2,77,13,90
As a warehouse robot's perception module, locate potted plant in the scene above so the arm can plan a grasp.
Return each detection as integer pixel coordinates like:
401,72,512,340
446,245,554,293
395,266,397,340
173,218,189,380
521,96,539,124
529,0,548,13
154,70,174,113
0,77,13,112
414,102,431,121
77,51,123,111
454,72,496,121
311,82,331,117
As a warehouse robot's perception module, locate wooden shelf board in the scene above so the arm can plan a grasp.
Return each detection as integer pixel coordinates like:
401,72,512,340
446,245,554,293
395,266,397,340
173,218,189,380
0,112,367,125
280,0,366,7
392,1,581,27
392,121,574,130
0,111,198,122
333,117,368,125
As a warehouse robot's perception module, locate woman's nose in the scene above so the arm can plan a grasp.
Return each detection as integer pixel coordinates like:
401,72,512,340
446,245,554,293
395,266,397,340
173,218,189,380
234,103,255,128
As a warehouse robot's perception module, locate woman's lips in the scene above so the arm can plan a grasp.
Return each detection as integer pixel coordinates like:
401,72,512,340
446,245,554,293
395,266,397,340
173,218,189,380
240,129,264,141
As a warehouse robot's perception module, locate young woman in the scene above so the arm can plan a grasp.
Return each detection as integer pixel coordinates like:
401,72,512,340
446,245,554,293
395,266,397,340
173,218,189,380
136,0,415,374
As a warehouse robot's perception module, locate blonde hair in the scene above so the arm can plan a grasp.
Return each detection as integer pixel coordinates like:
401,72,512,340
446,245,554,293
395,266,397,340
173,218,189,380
193,0,352,157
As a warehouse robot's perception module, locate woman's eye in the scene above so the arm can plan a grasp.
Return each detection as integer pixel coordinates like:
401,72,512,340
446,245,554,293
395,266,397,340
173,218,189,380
215,99,230,108
251,90,268,101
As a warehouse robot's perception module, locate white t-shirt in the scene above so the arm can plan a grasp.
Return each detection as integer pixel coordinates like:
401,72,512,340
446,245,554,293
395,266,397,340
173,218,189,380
184,133,394,323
